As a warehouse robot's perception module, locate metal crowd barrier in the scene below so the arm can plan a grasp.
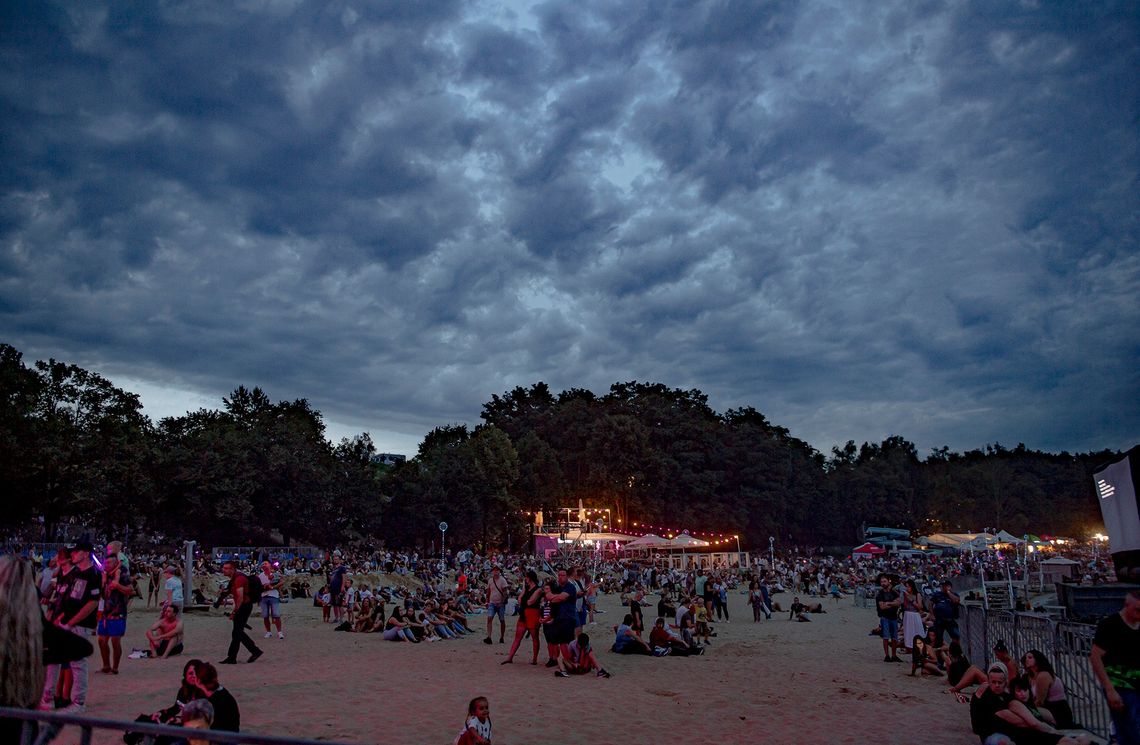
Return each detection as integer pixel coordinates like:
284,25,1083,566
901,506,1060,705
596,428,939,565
958,606,1112,741
0,707,359,745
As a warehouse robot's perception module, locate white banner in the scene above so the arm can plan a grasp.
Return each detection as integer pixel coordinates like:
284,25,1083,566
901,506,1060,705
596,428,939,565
1094,451,1140,553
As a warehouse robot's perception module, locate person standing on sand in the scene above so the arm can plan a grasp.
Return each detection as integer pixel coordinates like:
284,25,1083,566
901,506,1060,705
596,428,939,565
483,565,508,645
328,552,347,626
40,538,101,713
543,567,577,668
96,551,132,674
874,573,903,663
219,561,262,665
258,561,284,640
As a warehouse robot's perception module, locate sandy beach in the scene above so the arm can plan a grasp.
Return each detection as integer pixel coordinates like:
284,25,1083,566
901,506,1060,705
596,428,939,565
65,588,970,744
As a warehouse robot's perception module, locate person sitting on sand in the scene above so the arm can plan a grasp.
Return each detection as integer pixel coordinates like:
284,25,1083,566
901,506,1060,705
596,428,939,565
191,661,239,732
909,635,944,677
179,699,215,745
383,606,419,642
789,597,811,622
555,633,611,678
649,616,703,656
947,642,989,702
453,696,492,745
146,604,185,658
1007,675,1090,745
657,589,676,621
424,602,459,639
993,640,1019,680
351,598,376,632
439,600,475,635
612,614,653,655
125,657,204,744
1023,649,1076,729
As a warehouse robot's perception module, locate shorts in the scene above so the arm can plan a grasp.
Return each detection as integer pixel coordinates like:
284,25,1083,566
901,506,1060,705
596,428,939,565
550,618,576,645
260,596,281,618
97,617,126,637
156,640,183,657
879,617,899,641
521,608,541,633
487,603,506,622
577,607,588,627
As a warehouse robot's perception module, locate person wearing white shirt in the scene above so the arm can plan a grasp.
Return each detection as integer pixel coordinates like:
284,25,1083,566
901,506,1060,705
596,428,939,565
258,561,284,639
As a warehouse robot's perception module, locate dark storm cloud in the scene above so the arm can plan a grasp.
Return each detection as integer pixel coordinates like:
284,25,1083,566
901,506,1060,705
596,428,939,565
0,0,1136,457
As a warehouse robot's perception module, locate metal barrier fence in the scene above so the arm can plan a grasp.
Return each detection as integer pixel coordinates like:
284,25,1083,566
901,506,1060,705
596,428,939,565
960,605,1111,741
0,706,359,745
211,546,324,562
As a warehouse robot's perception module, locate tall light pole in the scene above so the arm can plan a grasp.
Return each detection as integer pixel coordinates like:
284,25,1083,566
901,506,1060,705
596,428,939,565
768,535,775,567
439,522,448,573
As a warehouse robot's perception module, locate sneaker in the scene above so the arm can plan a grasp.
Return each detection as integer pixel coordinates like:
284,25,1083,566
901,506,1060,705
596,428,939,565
596,669,611,678
554,670,570,678
891,656,904,663
264,632,273,638
545,659,559,668
483,637,492,645
278,632,285,639
884,655,892,662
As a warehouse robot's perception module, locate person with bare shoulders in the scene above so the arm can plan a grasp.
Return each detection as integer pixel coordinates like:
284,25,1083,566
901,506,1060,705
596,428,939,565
501,570,543,665
947,641,989,702
993,640,1019,680
97,551,133,674
146,605,185,658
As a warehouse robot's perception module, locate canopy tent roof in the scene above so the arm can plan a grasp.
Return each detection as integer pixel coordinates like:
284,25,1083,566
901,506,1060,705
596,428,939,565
918,533,997,550
660,533,711,549
994,530,1026,544
623,533,669,549
852,542,886,555
1040,556,1080,565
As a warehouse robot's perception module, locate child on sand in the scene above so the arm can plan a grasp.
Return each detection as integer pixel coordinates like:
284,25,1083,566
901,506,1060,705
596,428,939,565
454,696,492,744
555,633,611,678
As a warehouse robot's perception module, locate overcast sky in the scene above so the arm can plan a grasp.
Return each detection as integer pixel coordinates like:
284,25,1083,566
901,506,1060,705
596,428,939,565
2,1,1137,458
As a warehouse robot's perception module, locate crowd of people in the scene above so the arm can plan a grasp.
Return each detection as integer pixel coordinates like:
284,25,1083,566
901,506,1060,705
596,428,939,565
865,565,1140,745
1,529,1136,745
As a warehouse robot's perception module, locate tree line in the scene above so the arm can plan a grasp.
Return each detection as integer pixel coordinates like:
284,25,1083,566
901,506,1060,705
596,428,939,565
0,344,1114,551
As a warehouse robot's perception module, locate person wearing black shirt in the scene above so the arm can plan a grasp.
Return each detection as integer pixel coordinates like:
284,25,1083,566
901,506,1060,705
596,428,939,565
1091,588,1140,745
193,661,240,732
873,573,902,663
40,539,101,712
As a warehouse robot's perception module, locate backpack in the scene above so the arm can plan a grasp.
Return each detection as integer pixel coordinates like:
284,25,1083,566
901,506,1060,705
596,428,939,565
247,573,263,603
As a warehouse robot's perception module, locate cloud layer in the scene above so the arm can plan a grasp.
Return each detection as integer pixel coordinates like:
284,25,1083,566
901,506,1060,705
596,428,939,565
2,0,1137,456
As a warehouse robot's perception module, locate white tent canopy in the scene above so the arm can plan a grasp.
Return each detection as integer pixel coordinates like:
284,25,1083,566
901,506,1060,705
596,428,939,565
994,530,1026,544
660,534,711,550
623,533,669,549
919,533,998,550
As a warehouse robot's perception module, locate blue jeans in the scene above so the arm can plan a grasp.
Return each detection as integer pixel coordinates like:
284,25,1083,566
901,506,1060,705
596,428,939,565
1112,688,1140,745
